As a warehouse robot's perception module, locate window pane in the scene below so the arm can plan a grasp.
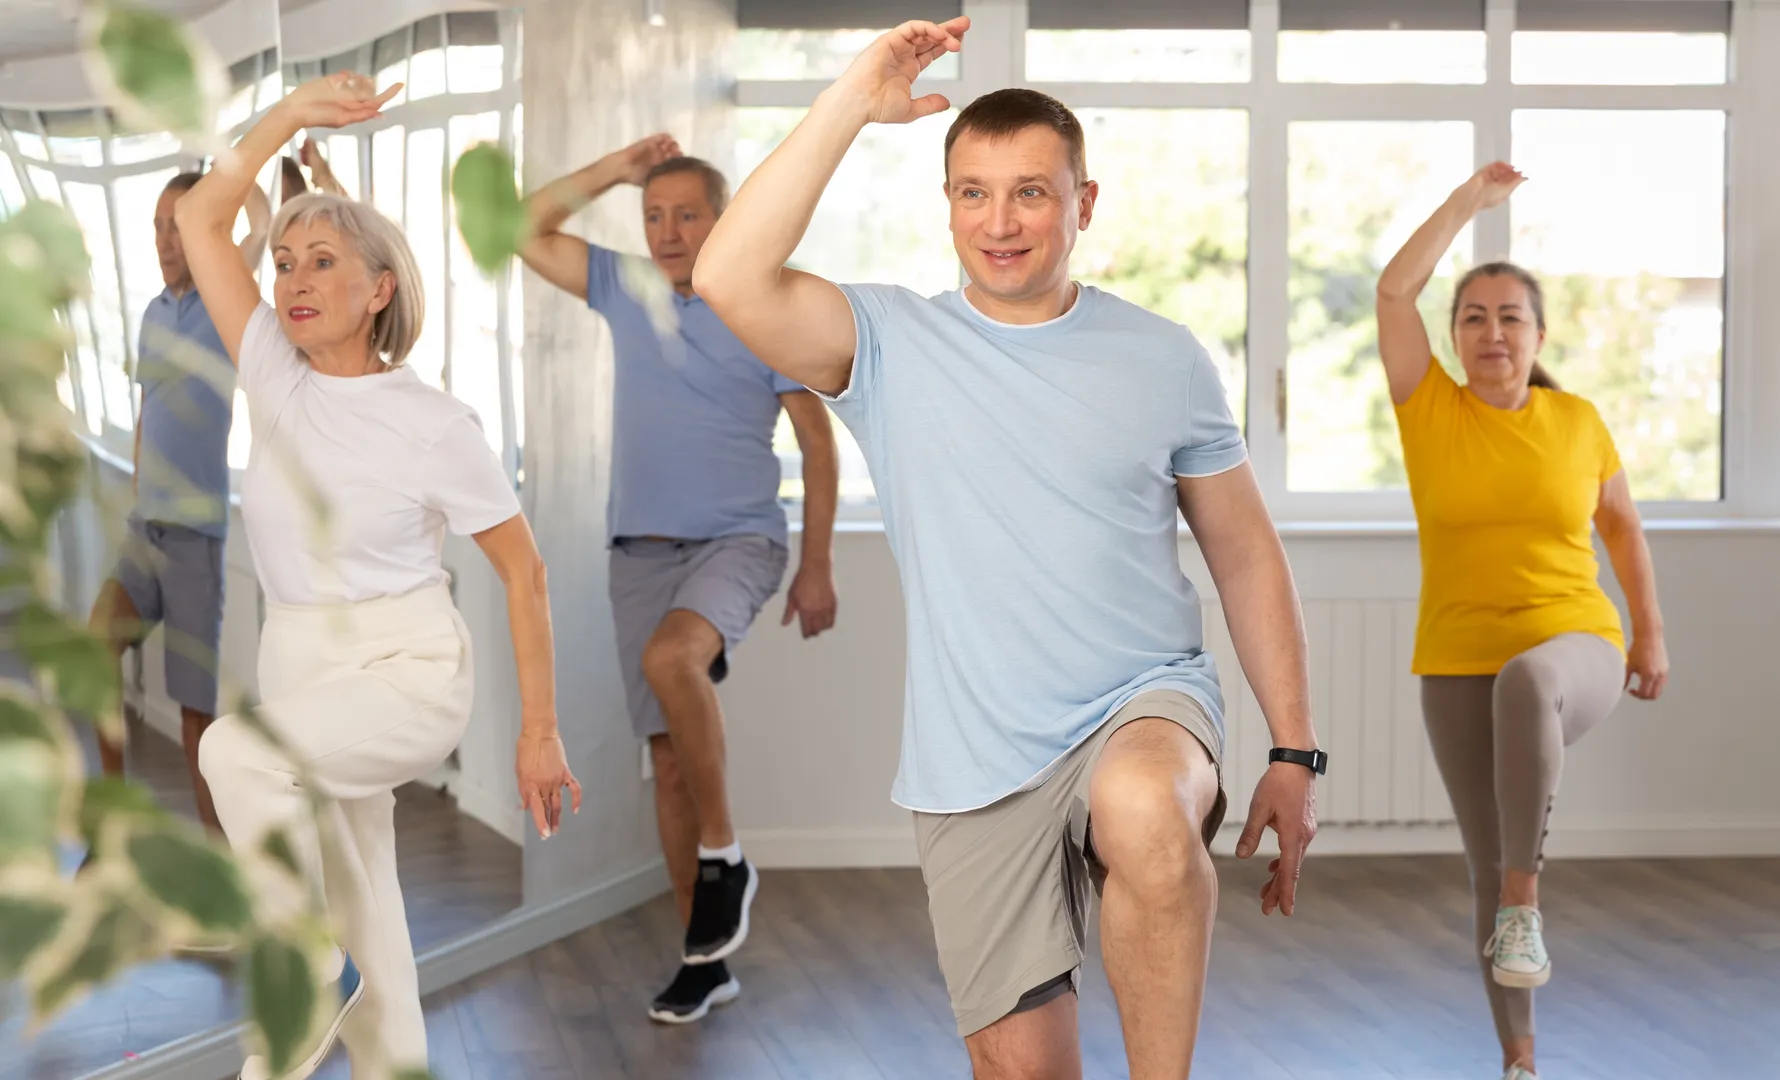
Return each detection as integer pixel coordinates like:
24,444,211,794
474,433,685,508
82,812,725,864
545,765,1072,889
1073,109,1248,429
371,124,404,222
1278,31,1486,83
111,126,180,165
448,112,504,451
3,110,45,159
26,165,62,203
409,17,447,101
112,168,178,365
1026,29,1250,82
42,110,105,167
0,157,24,214
1512,32,1726,85
324,134,360,200
375,30,410,109
68,301,105,435
738,107,959,505
447,11,503,93
1511,110,1723,501
219,80,256,133
405,127,446,388
64,183,132,429
738,29,958,81
1287,120,1474,492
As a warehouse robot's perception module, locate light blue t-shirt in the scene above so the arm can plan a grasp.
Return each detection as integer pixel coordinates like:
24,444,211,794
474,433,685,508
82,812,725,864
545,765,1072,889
135,287,237,538
826,283,1249,813
588,244,805,547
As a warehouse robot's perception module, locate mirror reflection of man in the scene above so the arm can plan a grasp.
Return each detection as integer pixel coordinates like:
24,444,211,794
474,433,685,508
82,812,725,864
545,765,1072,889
521,135,841,1025
91,172,266,842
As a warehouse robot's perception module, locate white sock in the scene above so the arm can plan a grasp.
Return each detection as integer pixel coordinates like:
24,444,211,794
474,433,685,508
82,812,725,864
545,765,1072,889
698,841,743,866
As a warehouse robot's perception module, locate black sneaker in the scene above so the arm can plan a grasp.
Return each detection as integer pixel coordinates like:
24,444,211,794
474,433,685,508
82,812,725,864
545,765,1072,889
683,856,758,964
648,961,741,1024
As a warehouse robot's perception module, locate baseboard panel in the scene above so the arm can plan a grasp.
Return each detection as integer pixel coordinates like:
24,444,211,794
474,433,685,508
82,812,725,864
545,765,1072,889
743,818,1780,868
74,859,669,1080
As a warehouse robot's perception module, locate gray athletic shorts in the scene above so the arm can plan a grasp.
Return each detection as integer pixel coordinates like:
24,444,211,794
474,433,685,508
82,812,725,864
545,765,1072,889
608,534,789,739
913,689,1227,1037
113,515,225,715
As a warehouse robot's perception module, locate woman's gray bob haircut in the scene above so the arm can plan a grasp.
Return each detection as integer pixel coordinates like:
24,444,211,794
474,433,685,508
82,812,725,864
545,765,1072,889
270,193,424,367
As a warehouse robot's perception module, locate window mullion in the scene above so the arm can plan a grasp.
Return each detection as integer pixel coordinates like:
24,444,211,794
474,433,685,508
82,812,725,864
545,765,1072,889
1247,0,1289,508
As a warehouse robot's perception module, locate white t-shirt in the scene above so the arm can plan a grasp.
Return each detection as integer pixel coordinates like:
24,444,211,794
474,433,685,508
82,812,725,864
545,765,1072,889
238,303,521,607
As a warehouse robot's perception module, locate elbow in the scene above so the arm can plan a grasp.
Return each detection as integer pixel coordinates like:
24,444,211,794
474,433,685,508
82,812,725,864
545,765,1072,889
1376,278,1418,304
690,251,728,308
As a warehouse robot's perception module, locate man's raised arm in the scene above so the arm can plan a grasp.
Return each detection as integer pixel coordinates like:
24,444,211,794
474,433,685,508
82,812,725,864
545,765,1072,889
693,18,967,396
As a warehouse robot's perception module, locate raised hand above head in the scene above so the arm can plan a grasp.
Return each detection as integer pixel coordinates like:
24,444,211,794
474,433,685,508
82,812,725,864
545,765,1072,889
280,71,402,131
1465,161,1527,211
835,17,970,125
620,133,684,184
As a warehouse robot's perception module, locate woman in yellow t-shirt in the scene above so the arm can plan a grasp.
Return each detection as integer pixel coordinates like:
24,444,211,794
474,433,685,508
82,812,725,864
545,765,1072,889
1377,162,1669,1080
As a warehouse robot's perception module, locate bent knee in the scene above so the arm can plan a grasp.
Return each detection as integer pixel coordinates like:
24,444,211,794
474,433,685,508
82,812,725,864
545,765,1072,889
1494,652,1563,715
1089,762,1217,886
196,715,250,787
640,618,720,686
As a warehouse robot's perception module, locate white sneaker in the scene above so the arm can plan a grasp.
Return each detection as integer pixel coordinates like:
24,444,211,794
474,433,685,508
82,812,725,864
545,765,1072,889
1485,905,1551,988
1503,1065,1539,1080
237,952,365,1079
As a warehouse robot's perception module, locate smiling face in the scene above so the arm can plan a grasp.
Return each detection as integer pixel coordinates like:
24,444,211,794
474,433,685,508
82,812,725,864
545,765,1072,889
643,170,718,293
272,218,393,356
945,123,1097,313
1452,272,1546,389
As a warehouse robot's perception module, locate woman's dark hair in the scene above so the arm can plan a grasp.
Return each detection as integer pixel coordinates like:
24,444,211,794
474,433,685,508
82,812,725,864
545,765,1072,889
1451,260,1559,391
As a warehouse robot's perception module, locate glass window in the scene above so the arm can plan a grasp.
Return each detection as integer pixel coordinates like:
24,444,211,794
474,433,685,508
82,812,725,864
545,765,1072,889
375,30,410,109
405,127,447,388
737,29,959,81
1072,109,1248,428
26,165,61,203
325,134,360,200
114,168,178,348
68,301,105,435
371,124,405,223
3,110,45,159
42,110,105,167
111,124,181,166
409,17,447,100
63,183,133,429
1026,30,1250,83
1286,120,1474,493
0,157,24,214
448,111,505,451
737,108,957,505
1278,31,1487,84
1510,109,1724,501
447,12,504,93
1512,32,1727,86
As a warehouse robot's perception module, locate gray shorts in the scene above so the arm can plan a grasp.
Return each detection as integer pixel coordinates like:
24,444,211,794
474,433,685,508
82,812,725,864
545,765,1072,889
608,534,789,739
913,689,1227,1037
114,515,225,715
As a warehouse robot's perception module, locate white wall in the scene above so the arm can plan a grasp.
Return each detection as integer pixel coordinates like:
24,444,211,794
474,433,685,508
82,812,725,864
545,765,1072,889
721,527,1780,866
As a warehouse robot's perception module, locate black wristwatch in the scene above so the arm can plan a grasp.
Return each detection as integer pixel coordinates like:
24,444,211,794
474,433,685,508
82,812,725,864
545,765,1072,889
1269,748,1328,775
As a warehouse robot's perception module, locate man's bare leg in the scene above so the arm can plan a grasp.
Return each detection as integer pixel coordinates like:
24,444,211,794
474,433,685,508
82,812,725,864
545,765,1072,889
649,733,702,925
1089,718,1222,1080
180,706,221,832
641,610,733,849
964,988,1083,1080
88,579,141,778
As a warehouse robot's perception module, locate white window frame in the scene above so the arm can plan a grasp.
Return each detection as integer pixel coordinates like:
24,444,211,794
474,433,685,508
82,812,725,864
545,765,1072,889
737,0,1775,525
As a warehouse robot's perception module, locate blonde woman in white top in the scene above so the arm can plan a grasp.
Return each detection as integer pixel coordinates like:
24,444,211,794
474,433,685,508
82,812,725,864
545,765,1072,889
175,72,580,1080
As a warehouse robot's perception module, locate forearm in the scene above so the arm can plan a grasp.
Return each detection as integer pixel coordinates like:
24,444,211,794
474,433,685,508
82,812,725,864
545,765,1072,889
181,105,301,235
239,182,271,269
507,561,560,736
1378,184,1484,301
697,85,871,296
797,427,839,571
1214,545,1317,750
1603,526,1663,639
527,153,633,237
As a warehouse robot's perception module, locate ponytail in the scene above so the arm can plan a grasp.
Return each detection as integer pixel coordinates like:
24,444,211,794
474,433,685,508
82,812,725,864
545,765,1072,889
1527,361,1560,391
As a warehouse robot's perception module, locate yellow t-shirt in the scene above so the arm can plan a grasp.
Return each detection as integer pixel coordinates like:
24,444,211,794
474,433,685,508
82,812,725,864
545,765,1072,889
1396,361,1625,676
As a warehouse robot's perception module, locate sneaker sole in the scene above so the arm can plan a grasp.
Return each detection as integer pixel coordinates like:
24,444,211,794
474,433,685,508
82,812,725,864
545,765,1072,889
683,863,759,965
244,975,366,1079
647,977,741,1025
1491,963,1551,989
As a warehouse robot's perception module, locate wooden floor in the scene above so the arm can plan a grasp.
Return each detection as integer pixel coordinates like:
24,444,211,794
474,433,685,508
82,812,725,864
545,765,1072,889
0,716,523,1080
315,856,1780,1080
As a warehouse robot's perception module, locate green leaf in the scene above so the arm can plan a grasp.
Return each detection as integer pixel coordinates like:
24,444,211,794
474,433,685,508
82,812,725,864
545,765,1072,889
0,694,58,745
0,739,63,862
0,896,66,978
248,935,316,1075
13,602,120,725
32,891,161,1017
81,2,224,141
126,829,252,933
452,144,527,274
78,776,168,852
1,201,92,305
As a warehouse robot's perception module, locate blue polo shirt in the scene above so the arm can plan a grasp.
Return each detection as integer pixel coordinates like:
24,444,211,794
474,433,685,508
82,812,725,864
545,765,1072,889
587,244,804,547
135,287,236,537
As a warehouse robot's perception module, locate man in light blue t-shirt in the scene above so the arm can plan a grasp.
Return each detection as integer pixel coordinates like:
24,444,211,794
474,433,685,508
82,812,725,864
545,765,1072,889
91,171,261,843
519,136,841,1024
697,19,1329,1078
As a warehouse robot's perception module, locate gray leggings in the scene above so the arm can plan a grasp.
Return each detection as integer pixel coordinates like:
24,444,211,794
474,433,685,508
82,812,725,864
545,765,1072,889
1420,632,1624,1045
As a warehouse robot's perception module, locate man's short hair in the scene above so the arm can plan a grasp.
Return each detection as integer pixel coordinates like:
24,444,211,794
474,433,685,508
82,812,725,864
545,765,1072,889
163,171,204,197
642,156,730,216
944,88,1088,187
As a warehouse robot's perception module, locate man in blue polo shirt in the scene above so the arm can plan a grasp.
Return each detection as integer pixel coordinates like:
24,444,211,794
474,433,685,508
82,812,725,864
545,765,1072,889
92,171,263,836
520,135,840,1023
